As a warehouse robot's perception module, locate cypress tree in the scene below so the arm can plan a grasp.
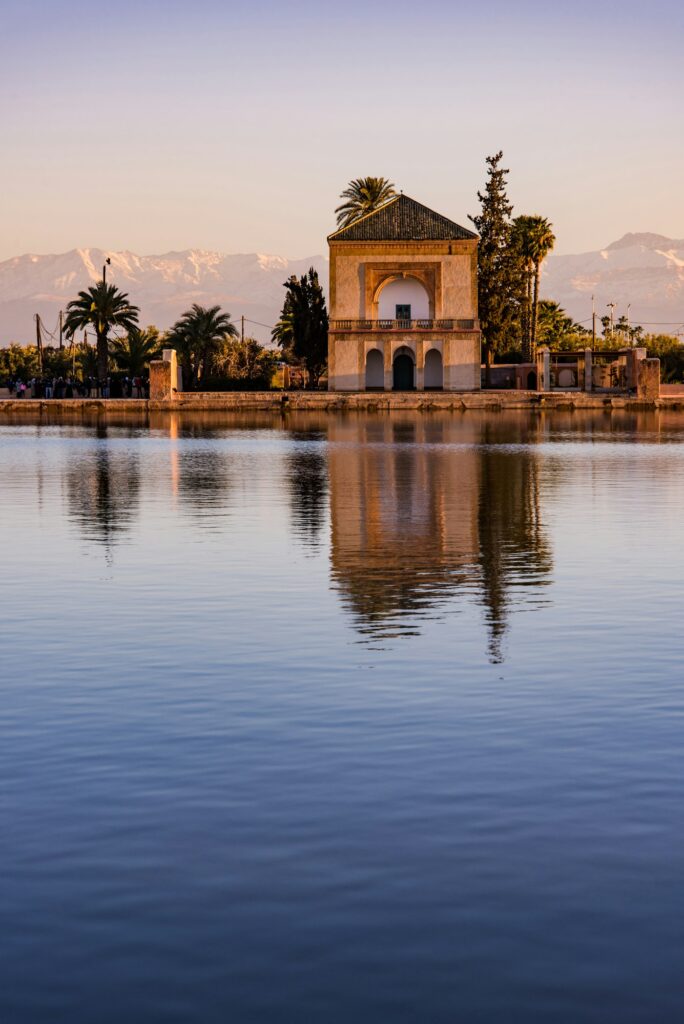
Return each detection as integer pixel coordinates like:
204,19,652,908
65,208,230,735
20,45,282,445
272,268,329,389
469,152,523,380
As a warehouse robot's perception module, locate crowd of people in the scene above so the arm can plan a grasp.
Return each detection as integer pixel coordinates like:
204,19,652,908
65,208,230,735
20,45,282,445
6,375,150,399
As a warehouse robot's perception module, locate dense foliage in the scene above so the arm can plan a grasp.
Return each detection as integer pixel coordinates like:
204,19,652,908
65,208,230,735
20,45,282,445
272,268,328,388
109,327,162,376
204,338,278,390
0,342,99,381
469,152,524,377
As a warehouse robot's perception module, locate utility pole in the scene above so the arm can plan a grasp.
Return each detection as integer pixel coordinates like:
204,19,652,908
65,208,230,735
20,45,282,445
626,304,631,345
591,295,596,346
241,315,245,343
35,314,43,373
607,302,616,340
103,256,111,285
59,310,63,350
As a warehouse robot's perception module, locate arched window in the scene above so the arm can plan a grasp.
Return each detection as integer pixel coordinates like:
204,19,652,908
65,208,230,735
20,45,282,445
424,348,443,389
365,348,384,389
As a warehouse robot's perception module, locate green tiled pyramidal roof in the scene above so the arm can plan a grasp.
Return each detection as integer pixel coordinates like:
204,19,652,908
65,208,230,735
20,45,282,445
328,194,477,242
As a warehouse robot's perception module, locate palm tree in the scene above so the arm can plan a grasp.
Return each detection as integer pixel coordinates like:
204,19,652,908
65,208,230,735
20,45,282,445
335,177,397,228
528,216,555,356
166,304,238,388
511,216,536,361
63,282,140,381
110,327,162,376
512,215,556,360
536,300,575,347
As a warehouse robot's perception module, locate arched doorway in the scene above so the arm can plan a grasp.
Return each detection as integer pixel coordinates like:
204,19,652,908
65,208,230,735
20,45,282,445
365,348,384,390
393,347,415,391
527,370,537,390
424,348,443,390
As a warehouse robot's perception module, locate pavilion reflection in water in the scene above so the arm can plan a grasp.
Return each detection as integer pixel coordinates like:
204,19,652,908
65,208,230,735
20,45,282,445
63,410,553,659
325,415,553,658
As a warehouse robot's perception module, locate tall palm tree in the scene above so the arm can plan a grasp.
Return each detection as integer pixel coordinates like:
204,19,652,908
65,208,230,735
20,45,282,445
166,304,238,388
63,282,140,380
511,215,536,361
335,177,397,228
528,216,555,356
110,327,162,376
511,215,556,360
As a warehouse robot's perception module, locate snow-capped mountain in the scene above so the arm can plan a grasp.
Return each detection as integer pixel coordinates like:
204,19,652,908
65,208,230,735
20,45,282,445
542,233,684,331
0,248,327,346
1,234,683,347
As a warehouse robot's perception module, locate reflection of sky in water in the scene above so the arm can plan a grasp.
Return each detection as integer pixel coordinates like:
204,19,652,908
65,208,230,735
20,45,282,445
3,410,684,1023
2,411,684,660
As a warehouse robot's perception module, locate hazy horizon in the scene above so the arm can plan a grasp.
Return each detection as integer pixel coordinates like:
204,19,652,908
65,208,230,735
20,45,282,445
2,0,683,262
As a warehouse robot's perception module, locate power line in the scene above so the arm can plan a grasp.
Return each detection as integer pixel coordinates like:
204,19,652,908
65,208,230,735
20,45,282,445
241,316,276,330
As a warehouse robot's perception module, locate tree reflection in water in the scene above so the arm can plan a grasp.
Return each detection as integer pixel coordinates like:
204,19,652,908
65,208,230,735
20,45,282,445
174,425,232,525
65,423,141,557
285,429,329,552
476,421,553,662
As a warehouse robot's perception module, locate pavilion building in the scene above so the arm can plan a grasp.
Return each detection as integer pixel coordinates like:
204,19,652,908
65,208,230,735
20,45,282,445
327,194,481,392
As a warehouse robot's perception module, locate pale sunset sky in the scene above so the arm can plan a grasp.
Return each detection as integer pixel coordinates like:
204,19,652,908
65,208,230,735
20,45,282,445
1,0,682,260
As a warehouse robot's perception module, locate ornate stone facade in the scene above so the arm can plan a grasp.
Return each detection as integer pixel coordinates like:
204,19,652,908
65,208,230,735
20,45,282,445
327,195,481,392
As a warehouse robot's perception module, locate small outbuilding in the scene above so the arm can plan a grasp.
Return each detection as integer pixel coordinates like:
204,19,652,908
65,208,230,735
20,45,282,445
327,194,481,392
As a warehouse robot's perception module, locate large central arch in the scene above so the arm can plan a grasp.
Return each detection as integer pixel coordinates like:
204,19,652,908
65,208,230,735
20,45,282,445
376,276,430,321
367,266,438,320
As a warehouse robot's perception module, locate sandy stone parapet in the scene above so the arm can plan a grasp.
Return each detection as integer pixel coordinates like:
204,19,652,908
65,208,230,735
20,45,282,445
2,390,684,415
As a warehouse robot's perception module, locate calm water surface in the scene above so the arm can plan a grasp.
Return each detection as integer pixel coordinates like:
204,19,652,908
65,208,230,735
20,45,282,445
1,409,683,1022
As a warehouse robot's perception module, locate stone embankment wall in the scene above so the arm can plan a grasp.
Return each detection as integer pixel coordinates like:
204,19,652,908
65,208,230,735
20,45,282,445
2,390,684,414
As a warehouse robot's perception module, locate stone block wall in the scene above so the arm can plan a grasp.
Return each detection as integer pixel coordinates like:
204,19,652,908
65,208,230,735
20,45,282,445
637,358,660,400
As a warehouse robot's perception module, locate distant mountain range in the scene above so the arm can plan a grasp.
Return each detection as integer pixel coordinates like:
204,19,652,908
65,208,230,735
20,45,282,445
541,233,684,333
1,233,683,346
0,248,327,346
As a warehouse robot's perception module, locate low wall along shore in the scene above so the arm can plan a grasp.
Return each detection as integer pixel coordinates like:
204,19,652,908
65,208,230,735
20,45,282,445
2,390,684,414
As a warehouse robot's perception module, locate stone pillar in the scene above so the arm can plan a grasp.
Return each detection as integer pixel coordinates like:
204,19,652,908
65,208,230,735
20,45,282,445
620,348,636,391
149,348,178,401
584,348,593,392
637,358,660,400
415,339,425,391
537,347,551,392
383,339,392,391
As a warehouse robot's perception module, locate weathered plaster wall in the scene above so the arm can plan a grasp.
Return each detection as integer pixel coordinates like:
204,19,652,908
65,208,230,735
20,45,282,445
444,335,481,391
329,241,478,320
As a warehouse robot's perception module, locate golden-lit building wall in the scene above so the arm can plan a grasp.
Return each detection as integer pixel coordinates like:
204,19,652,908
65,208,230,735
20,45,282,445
328,239,481,392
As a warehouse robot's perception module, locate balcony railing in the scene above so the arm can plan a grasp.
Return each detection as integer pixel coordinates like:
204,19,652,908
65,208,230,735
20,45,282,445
329,318,476,332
